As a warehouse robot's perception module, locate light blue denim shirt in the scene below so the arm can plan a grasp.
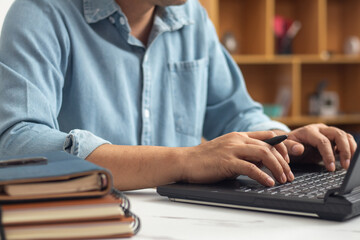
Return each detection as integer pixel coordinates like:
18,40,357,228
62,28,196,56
0,0,289,159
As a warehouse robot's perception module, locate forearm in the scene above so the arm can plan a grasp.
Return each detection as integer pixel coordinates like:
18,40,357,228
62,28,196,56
87,131,297,190
86,144,186,190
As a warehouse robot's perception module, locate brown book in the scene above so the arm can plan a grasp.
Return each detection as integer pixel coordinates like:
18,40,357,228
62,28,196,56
3,173,108,197
4,218,135,240
0,193,140,239
1,194,125,225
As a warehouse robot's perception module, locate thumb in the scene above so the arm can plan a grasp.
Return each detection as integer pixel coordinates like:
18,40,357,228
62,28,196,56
284,139,304,156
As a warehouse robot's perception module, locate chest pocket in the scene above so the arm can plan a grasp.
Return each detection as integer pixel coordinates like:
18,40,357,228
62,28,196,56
168,58,209,137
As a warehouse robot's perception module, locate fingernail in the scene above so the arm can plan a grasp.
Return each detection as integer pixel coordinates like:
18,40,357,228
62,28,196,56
266,177,275,186
345,159,350,169
285,155,290,163
329,162,335,171
281,173,287,183
287,171,294,181
291,144,302,154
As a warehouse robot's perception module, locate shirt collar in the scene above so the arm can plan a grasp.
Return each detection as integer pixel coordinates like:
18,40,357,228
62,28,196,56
155,5,194,31
83,0,120,23
83,0,194,30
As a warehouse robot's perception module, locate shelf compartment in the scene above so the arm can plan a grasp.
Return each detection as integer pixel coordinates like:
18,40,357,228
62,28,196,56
219,0,267,55
275,0,320,55
239,64,293,117
300,63,360,116
327,0,360,54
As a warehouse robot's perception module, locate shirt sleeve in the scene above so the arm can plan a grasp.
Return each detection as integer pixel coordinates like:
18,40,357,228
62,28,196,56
199,6,290,140
0,1,109,159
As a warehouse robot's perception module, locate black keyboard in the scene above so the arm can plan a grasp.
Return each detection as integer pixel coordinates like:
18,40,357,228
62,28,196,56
236,169,347,199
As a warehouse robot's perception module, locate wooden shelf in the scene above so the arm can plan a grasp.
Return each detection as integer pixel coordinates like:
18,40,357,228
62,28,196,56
233,54,360,64
200,0,360,130
300,55,360,63
233,55,295,64
274,114,360,127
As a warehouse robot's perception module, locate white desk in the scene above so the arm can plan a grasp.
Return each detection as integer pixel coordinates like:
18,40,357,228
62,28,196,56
126,188,360,240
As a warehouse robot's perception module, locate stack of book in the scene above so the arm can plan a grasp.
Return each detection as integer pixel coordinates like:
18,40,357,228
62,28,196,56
0,151,140,240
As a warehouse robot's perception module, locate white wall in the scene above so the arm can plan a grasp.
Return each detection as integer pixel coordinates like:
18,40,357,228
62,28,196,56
0,0,15,34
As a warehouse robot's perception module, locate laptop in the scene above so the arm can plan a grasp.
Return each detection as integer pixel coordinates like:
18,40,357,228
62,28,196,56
157,146,360,221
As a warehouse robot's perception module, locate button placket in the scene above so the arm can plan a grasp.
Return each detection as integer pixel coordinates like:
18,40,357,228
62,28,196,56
141,53,151,145
144,109,150,119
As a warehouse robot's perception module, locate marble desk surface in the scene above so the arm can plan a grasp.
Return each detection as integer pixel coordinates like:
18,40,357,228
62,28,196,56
125,188,360,240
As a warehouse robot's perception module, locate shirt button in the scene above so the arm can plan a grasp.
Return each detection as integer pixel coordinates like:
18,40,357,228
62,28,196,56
119,16,126,25
108,16,115,24
144,109,150,119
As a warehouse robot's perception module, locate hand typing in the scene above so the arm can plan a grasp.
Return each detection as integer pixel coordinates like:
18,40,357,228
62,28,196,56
182,131,294,187
273,124,357,171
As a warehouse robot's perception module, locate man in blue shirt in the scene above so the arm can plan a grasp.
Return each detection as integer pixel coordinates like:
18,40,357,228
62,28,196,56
0,0,356,190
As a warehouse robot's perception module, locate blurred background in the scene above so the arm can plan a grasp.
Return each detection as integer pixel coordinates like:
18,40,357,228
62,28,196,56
0,0,13,34
1,0,360,140
199,0,360,141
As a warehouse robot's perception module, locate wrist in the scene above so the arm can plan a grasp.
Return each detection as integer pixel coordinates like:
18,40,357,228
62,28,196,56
171,146,192,183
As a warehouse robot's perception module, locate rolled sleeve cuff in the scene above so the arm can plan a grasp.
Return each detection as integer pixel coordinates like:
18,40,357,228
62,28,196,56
63,129,111,159
248,120,291,133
